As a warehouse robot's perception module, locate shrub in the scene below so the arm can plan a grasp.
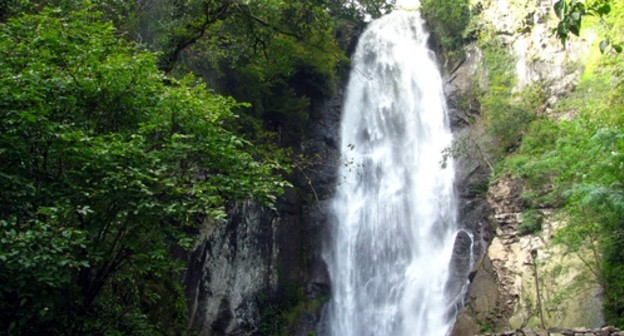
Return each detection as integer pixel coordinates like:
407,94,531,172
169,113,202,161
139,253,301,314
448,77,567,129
518,209,544,235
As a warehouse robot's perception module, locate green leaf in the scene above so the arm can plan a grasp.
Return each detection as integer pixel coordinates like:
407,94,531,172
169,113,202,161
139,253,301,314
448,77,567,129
597,3,611,15
557,22,570,42
600,39,610,53
554,0,568,19
569,20,581,36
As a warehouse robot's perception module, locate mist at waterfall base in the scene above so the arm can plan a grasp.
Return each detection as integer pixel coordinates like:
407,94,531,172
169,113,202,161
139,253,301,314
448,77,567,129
323,9,470,336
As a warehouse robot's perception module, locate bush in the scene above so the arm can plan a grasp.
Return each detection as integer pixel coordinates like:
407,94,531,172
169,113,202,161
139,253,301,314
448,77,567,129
518,209,544,235
479,46,540,157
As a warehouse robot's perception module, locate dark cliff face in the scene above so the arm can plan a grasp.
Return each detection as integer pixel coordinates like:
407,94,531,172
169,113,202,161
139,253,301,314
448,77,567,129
182,194,314,335
181,81,344,335
184,202,279,335
287,83,345,336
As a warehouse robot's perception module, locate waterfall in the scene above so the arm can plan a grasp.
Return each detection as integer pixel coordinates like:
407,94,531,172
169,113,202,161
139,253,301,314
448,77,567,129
324,8,463,336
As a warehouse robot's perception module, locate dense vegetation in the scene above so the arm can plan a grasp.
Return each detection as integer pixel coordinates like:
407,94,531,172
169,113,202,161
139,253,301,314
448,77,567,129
0,0,396,334
505,60,624,327
420,0,472,59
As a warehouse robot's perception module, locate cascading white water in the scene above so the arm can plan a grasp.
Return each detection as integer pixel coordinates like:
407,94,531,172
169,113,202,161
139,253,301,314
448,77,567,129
325,7,461,336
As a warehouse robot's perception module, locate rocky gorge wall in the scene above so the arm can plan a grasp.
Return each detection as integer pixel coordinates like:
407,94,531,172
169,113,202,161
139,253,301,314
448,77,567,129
452,176,604,335
448,0,604,334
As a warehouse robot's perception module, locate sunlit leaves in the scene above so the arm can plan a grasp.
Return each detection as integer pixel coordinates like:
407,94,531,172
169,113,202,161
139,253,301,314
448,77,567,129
553,0,588,44
553,0,622,53
599,38,623,53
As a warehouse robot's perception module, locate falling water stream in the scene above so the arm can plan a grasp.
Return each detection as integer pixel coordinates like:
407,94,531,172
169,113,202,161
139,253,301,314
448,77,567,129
325,5,464,336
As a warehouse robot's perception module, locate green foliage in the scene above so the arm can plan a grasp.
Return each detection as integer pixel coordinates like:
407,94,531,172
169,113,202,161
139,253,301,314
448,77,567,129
349,0,396,19
0,216,89,333
518,209,544,235
478,46,540,158
4,0,352,144
553,0,622,53
420,0,472,58
0,0,137,27
139,0,347,143
505,119,566,208
257,285,303,336
0,7,288,335
474,315,496,333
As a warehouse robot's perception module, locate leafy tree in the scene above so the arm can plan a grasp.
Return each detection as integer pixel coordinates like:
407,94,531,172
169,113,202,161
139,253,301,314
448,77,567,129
420,0,472,58
0,0,137,25
136,0,345,73
0,7,288,335
553,0,622,53
327,0,396,20
124,0,351,146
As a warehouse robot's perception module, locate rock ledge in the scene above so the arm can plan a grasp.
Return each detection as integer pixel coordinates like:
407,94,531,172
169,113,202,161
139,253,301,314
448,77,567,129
477,326,623,336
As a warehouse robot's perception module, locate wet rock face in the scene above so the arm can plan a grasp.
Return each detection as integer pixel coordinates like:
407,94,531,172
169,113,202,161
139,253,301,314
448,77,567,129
448,230,474,288
183,191,318,335
184,202,279,335
441,34,498,336
445,45,485,132
443,41,493,276
454,176,527,332
446,230,476,320
288,83,344,336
